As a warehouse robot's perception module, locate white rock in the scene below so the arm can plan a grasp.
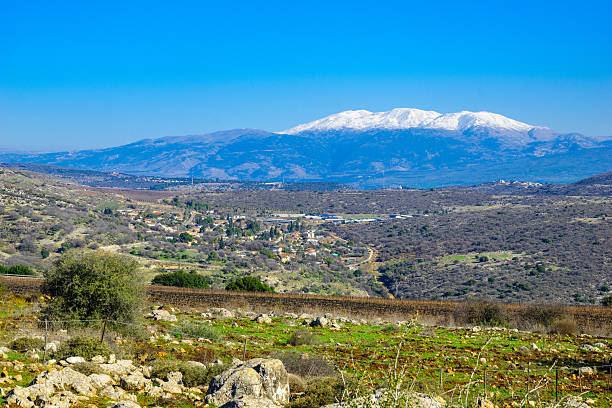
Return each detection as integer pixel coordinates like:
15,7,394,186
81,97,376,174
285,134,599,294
88,373,113,389
66,356,86,364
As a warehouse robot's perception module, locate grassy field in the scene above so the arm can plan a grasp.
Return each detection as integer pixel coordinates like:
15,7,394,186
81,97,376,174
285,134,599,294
0,292,610,408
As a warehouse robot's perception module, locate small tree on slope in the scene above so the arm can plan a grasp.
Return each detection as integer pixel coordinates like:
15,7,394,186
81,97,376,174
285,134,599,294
42,251,144,328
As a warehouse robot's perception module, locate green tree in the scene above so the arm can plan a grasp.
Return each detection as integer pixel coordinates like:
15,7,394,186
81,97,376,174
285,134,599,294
179,232,194,243
42,251,144,327
225,276,274,292
152,270,210,289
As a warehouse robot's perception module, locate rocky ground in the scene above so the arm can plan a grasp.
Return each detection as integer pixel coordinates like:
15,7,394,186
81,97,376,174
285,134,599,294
0,300,610,407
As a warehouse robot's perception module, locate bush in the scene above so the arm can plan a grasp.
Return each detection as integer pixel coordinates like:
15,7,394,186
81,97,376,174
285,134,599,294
225,276,274,292
287,377,345,408
602,295,612,307
71,361,104,375
42,251,144,328
288,329,319,346
516,305,565,329
549,317,578,335
454,300,507,326
272,352,335,378
10,337,45,352
55,335,112,360
0,264,35,276
152,270,210,289
150,359,225,387
172,322,222,341
288,373,307,393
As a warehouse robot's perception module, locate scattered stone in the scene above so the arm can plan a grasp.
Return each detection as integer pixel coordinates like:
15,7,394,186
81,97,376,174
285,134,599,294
562,396,590,408
91,355,106,364
518,346,530,355
530,343,540,352
147,309,177,322
88,373,112,389
322,388,445,408
578,366,594,375
310,316,329,328
210,308,235,319
66,356,86,364
205,358,289,407
593,342,607,349
254,314,272,324
579,344,602,352
120,371,152,392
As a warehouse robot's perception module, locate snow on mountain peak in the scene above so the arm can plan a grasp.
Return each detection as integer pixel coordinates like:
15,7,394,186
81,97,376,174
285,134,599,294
282,108,546,135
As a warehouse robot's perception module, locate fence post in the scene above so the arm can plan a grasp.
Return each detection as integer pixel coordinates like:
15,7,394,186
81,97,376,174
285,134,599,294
42,318,48,363
100,319,107,344
527,362,530,394
483,368,487,399
439,368,443,390
242,338,247,361
555,368,561,403
579,369,582,392
608,363,611,390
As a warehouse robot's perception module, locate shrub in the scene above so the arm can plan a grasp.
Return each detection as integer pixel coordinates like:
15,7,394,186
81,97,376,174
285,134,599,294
549,317,578,335
288,328,319,346
172,322,222,341
42,251,144,328
517,305,565,328
288,373,307,393
271,352,335,378
287,377,345,408
10,337,45,352
71,361,104,375
55,335,112,360
454,300,507,326
225,276,274,292
152,270,210,289
602,295,612,307
0,264,35,276
150,359,224,387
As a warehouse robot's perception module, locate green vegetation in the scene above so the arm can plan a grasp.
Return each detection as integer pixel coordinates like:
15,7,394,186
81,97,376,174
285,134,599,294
225,276,274,292
172,322,222,341
150,359,224,387
0,264,35,276
287,328,319,346
42,251,144,327
55,335,112,360
152,270,210,289
9,337,45,352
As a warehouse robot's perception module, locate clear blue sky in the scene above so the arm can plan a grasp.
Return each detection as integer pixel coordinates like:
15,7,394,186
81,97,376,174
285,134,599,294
1,0,611,151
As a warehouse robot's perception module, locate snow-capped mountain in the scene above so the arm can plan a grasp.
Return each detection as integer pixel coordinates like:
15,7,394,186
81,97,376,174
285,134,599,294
283,108,544,134
1,108,609,188
282,108,564,148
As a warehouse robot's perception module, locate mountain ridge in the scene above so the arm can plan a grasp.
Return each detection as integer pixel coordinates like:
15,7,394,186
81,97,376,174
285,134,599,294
0,109,610,188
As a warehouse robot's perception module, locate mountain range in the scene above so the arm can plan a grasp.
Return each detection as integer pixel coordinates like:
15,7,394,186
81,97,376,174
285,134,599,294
1,108,610,188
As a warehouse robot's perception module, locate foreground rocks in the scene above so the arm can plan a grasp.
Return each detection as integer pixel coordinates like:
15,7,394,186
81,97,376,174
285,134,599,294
205,358,290,408
5,357,193,408
322,389,446,408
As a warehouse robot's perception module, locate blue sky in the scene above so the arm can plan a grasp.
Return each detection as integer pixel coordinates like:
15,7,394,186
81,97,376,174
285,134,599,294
1,0,611,150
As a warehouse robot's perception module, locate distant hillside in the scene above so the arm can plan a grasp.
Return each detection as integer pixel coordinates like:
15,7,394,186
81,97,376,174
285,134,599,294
0,109,610,188
0,162,351,192
449,172,612,196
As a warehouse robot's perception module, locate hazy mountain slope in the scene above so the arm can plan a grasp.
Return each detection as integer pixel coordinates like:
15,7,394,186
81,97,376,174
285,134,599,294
1,109,609,188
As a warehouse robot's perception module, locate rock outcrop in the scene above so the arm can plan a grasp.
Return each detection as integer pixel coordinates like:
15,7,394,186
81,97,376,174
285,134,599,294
205,358,289,407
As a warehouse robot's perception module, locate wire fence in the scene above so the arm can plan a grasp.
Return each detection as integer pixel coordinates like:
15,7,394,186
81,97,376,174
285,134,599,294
1,315,610,406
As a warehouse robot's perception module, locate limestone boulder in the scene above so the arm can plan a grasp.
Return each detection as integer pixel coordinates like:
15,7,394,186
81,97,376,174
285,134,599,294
322,389,445,408
205,358,289,407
